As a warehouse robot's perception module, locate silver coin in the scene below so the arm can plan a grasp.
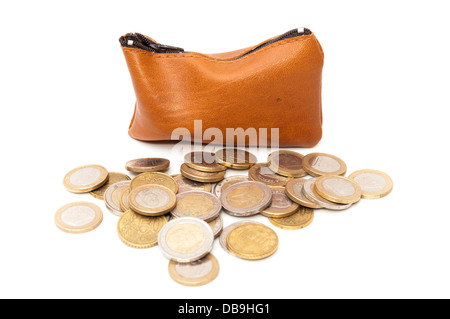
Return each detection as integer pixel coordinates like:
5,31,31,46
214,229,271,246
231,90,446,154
103,181,131,216
214,175,250,198
219,220,262,255
302,178,352,211
220,181,272,216
158,217,214,263
170,190,222,222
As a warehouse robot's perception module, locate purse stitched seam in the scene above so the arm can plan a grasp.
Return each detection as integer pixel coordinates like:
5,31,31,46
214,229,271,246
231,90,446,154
122,35,315,64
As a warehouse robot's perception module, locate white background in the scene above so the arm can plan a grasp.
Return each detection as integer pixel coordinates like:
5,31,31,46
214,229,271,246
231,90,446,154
1,0,449,299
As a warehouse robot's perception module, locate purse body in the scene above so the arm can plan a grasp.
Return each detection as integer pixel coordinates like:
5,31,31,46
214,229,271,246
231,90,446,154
121,29,324,147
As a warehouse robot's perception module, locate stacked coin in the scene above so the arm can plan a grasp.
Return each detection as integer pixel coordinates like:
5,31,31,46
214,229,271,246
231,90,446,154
56,150,393,287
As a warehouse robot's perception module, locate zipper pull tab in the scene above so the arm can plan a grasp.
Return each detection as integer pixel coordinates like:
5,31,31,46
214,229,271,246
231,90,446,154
150,43,184,53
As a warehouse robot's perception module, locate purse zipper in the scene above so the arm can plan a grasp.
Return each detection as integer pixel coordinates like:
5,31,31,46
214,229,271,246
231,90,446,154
120,28,311,58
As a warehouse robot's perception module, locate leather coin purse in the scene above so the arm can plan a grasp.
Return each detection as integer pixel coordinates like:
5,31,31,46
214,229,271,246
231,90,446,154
120,28,324,147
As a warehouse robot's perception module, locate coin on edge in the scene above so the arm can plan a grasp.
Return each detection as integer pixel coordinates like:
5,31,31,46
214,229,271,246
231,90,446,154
219,220,260,255
315,175,362,204
119,188,131,212
302,152,347,177
214,175,250,199
63,164,109,194
171,190,222,222
226,223,279,260
117,210,167,249
55,202,103,234
269,206,314,230
302,178,352,211
90,172,131,200
180,163,226,183
220,181,272,216
184,151,227,172
104,180,131,216
158,217,214,263
248,163,293,187
130,172,178,194
171,174,212,193
168,253,220,287
261,186,299,218
125,158,170,173
267,150,307,177
129,184,177,216
285,179,322,209
348,169,393,199
214,148,257,169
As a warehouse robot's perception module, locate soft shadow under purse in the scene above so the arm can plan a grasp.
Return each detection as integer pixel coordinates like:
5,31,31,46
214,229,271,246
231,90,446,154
119,28,324,147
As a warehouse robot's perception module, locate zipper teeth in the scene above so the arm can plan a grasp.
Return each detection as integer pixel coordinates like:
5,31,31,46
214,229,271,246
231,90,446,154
120,28,311,58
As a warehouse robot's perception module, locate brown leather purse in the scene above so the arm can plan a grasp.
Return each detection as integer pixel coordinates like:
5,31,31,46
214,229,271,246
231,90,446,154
120,28,324,147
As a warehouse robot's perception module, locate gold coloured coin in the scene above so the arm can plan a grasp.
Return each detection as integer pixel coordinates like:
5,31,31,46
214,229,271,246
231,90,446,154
63,164,109,194
184,151,227,172
129,184,177,216
130,172,178,194
171,174,212,193
302,153,347,177
269,206,314,230
119,188,131,212
267,150,307,177
348,169,393,199
315,175,362,204
285,179,322,209
168,253,220,287
125,158,170,173
226,223,278,260
90,172,131,200
171,191,222,222
117,210,167,249
214,148,257,169
261,186,299,218
55,202,103,234
180,163,226,183
248,163,292,187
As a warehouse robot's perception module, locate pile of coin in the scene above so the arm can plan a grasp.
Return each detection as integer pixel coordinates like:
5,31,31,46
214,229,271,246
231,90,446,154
56,149,393,286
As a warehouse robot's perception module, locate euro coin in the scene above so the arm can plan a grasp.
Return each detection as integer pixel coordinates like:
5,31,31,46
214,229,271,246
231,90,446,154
55,202,103,234
180,163,225,183
269,206,314,230
129,184,177,216
104,180,131,216
214,148,257,169
302,178,352,211
261,186,299,218
117,210,167,249
171,174,212,193
208,215,223,238
125,158,170,173
348,169,393,199
168,253,219,287
315,175,362,204
90,172,131,200
170,190,222,222
158,217,214,263
267,150,307,177
214,175,250,199
248,163,292,187
302,152,347,177
184,151,227,172
219,220,260,255
130,172,178,194
284,179,322,209
119,188,131,212
63,164,109,194
226,223,278,260
220,181,272,216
